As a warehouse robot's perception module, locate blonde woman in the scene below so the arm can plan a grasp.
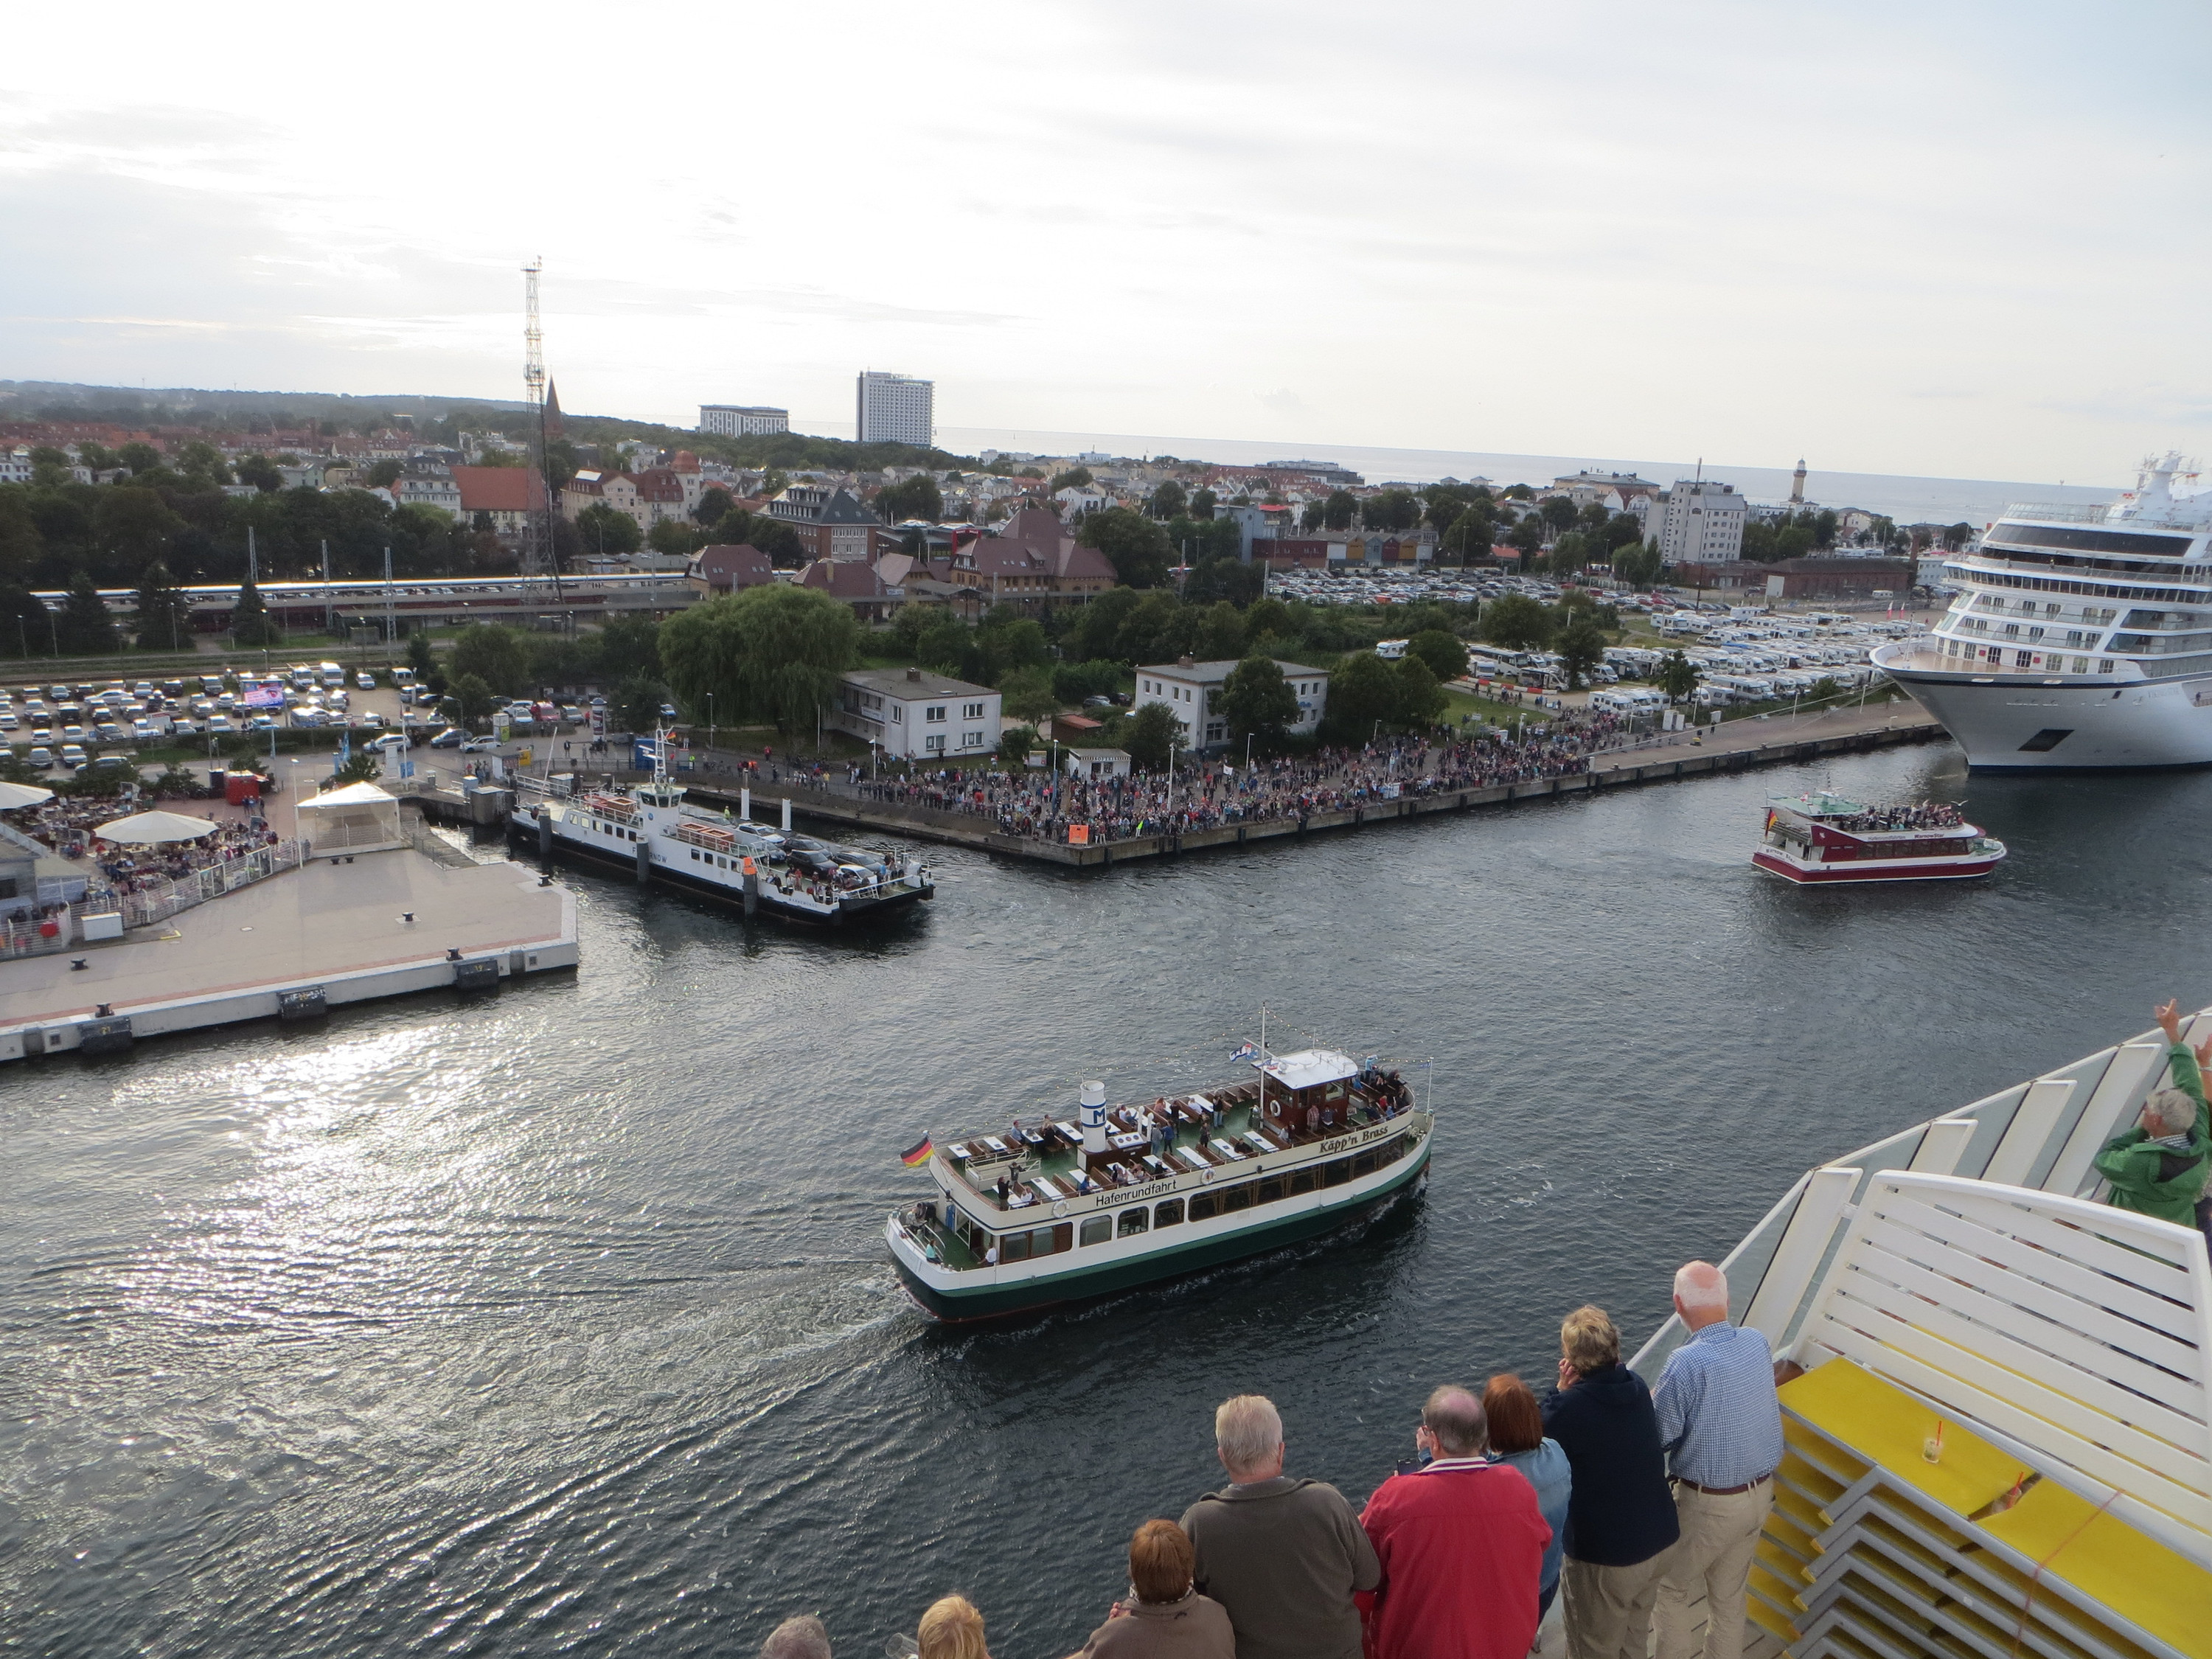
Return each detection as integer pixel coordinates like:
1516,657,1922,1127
918,1594,989,1659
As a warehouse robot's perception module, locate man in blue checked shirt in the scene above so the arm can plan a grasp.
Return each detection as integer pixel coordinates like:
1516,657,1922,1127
1651,1262,1784,1659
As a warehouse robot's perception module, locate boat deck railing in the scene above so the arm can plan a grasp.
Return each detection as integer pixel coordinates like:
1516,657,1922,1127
1635,1009,2212,1573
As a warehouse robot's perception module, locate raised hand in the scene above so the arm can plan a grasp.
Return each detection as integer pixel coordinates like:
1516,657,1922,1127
2157,998,2184,1045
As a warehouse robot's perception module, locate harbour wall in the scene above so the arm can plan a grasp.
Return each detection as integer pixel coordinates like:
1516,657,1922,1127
677,715,1949,869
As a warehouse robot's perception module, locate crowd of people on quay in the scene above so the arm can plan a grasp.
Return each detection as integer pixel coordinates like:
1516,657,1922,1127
87,818,282,892
839,715,1634,846
1826,801,1964,834
755,1259,1785,1659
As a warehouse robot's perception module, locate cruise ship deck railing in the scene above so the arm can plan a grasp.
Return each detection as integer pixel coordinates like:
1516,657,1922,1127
1633,1013,2212,1570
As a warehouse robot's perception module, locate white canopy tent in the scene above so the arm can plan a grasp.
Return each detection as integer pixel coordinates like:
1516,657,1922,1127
296,781,404,855
94,809,220,844
0,781,55,810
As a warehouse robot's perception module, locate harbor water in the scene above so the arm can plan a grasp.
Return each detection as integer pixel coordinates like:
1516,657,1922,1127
7,742,2211,1658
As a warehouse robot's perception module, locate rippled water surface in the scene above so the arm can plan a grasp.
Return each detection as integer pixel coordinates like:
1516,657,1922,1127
8,744,2211,1658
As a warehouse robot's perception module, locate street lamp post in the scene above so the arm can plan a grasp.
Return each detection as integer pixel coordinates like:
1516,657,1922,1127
706,692,715,754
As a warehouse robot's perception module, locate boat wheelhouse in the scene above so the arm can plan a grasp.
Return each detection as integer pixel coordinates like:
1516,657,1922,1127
1871,451,2212,768
1753,790,2004,884
887,1045,1433,1320
509,745,933,925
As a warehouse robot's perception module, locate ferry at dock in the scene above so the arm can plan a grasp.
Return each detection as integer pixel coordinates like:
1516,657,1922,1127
509,740,933,925
886,1043,1433,1320
1872,451,2212,769
1658,1006,2212,1659
1753,790,2004,884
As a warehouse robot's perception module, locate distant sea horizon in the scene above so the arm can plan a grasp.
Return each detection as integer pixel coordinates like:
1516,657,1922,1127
796,417,2125,528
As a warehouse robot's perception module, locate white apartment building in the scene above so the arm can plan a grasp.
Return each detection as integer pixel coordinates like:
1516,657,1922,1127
857,372,934,446
698,405,790,437
832,666,1001,761
1645,479,1747,563
1135,658,1330,753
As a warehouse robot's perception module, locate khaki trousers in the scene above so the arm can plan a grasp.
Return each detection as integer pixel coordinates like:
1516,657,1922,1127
1562,1548,1674,1659
1655,1481,1773,1659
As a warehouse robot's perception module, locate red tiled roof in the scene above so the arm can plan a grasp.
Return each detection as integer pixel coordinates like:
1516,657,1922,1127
691,543,774,589
452,466,547,513
799,559,894,599
630,468,686,504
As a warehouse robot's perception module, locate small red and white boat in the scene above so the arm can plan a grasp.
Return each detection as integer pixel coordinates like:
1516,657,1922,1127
1753,791,2006,884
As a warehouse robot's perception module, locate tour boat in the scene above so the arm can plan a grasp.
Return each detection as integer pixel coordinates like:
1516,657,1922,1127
886,1039,1433,1320
1651,1009,2212,1658
1753,790,2005,884
509,738,933,925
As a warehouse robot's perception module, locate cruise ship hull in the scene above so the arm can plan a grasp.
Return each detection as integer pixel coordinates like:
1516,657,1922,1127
1878,657,2212,771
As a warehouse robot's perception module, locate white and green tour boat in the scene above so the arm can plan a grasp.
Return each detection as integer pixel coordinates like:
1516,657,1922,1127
886,1042,1433,1320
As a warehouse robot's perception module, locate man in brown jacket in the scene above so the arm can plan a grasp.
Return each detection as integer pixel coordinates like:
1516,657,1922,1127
1179,1395,1381,1659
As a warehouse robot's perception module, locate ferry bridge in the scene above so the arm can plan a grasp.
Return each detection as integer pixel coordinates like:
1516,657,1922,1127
28,572,698,633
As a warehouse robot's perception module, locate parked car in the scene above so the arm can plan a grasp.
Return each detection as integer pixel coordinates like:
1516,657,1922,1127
427,728,466,748
461,736,501,753
366,733,411,753
59,743,87,768
170,718,200,737
27,746,51,768
356,671,376,690
207,715,234,734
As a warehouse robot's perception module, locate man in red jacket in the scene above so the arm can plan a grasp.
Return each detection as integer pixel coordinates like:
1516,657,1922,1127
1360,1385,1552,1659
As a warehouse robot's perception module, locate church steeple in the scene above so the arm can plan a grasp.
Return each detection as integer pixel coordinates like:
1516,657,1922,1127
543,379,565,439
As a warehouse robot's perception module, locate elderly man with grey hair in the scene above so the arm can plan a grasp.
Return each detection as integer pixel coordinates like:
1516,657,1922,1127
2096,998,2212,1234
760,1613,832,1659
1180,1394,1380,1659
1651,1263,1783,1659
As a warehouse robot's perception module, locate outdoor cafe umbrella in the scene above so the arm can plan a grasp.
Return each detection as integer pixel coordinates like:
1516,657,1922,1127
0,781,54,810
93,809,221,845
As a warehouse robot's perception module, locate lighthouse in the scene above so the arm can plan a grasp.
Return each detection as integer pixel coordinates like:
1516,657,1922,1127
1790,459,1807,507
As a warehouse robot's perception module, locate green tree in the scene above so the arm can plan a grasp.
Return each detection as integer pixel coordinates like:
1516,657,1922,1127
1480,593,1554,650
450,623,532,695
614,673,669,734
1557,616,1607,689
234,454,282,492
576,502,642,554
1047,466,1093,493
0,489,41,585
998,664,1060,726
133,560,192,650
94,487,183,566
1393,656,1447,726
1322,652,1398,741
1363,488,1421,532
1077,507,1172,588
1123,701,1180,771
976,614,1049,683
1189,487,1217,521
1218,655,1299,745
1407,628,1467,684
598,614,662,681
1611,544,1663,588
997,723,1039,768
444,671,496,724
175,442,233,488
330,750,384,787
1147,479,1188,518
1064,585,1142,661
693,484,734,526
1321,490,1357,530
1539,496,1577,537
1441,507,1496,563
1507,517,1544,557
118,441,161,474
877,474,945,522
406,631,437,679
658,582,860,737
1658,650,1700,703
1194,600,1245,660
230,574,281,647
647,516,703,556
56,569,119,655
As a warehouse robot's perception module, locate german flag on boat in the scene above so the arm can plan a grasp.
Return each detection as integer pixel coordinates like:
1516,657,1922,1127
900,1135,933,1167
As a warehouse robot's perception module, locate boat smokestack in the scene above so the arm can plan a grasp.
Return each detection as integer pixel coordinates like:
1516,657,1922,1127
1079,1081,1107,1154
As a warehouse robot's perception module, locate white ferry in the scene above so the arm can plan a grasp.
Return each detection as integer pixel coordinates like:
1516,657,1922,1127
886,1042,1432,1320
1753,791,2005,884
509,741,933,926
1658,1007,2212,1659
1872,451,2212,768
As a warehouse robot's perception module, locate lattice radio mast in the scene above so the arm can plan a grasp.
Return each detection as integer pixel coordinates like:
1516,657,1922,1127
523,258,564,603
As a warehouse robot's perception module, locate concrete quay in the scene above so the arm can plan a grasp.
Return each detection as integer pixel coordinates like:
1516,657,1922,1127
676,708,1948,869
0,846,577,1062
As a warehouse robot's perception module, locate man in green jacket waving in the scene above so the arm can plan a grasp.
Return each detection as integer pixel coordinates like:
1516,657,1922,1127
2096,999,2212,1233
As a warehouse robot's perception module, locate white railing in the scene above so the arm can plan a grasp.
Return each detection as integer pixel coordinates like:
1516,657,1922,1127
114,839,302,929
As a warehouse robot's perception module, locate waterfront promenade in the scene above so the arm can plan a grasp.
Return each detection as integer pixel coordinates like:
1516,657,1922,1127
668,700,1945,869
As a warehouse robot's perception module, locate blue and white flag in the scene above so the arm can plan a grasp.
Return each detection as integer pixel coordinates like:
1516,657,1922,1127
1231,1041,1258,1062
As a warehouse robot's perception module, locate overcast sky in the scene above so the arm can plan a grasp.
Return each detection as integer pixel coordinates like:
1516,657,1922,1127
1,1,2205,485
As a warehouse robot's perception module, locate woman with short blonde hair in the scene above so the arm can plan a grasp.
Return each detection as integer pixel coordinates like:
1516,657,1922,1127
918,1594,989,1659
